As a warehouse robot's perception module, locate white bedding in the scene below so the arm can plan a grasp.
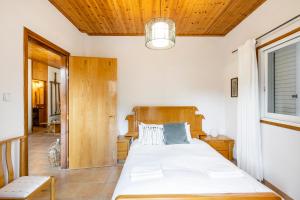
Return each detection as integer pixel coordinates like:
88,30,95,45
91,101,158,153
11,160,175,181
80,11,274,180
112,139,271,200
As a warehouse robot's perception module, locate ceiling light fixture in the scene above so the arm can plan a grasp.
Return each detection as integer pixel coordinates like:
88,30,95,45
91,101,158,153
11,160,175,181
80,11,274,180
145,0,175,50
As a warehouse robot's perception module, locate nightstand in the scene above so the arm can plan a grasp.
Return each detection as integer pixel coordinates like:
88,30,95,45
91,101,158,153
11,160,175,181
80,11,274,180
202,135,234,161
117,136,132,162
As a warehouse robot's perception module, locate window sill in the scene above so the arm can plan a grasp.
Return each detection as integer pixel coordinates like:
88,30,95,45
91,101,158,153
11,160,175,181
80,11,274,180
260,119,300,131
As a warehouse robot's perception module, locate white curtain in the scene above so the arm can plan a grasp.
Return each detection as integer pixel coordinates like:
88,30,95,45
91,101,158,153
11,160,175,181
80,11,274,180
237,39,263,181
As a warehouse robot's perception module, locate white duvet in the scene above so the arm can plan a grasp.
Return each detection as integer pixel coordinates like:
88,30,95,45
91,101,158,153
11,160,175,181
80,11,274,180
112,139,271,200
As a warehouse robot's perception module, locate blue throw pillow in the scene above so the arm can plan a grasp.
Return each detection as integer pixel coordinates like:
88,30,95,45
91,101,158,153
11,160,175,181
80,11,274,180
163,123,189,145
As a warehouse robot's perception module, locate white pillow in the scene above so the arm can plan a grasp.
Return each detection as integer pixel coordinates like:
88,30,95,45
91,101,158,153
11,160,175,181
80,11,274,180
138,123,165,145
138,122,192,144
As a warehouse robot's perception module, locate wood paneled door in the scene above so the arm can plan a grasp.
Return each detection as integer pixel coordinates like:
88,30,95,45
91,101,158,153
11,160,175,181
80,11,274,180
69,56,117,169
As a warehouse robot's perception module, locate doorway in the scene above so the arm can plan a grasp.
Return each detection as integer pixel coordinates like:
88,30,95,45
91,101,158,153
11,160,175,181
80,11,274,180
23,28,69,175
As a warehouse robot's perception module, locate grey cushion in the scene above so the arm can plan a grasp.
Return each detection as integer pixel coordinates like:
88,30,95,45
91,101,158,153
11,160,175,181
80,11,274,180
163,123,189,145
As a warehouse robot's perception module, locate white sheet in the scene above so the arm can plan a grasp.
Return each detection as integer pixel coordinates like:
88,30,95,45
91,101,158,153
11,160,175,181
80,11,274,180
112,139,271,200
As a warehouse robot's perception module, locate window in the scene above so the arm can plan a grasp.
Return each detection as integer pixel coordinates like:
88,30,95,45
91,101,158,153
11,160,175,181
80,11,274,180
259,33,300,124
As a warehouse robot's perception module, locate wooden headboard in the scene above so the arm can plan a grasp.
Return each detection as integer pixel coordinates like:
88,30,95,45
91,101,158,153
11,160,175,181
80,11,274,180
125,106,206,139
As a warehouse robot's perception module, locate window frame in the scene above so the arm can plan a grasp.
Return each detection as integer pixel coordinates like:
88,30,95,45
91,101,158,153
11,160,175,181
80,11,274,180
258,31,300,125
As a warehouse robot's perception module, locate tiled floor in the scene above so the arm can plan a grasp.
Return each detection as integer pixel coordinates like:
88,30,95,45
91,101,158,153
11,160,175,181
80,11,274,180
29,134,122,200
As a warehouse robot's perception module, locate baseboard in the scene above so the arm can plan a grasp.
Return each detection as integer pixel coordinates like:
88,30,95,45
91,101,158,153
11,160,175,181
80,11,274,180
263,179,293,200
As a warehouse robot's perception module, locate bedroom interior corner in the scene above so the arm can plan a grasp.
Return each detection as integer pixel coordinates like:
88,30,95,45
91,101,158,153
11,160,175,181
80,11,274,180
0,0,300,200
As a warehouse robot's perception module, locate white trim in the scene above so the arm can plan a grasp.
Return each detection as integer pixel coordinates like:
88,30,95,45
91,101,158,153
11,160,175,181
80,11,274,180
258,31,300,125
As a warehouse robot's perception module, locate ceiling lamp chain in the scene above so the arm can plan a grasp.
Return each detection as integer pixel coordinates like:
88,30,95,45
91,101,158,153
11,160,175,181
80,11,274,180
145,0,176,50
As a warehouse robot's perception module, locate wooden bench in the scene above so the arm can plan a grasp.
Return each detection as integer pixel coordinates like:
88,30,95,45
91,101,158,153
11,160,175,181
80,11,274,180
0,136,55,200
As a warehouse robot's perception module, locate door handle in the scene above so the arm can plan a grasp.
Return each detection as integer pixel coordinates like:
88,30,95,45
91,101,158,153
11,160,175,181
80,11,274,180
291,94,298,99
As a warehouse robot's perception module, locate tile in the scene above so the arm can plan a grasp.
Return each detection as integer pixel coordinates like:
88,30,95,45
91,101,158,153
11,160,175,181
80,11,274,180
102,182,118,196
106,166,122,183
28,134,122,200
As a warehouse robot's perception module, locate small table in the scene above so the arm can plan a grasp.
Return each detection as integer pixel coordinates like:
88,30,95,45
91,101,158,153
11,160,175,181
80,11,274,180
50,121,61,134
202,135,234,161
117,136,132,163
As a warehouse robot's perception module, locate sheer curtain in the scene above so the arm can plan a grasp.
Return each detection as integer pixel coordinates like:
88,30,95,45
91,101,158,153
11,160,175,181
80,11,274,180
237,39,263,181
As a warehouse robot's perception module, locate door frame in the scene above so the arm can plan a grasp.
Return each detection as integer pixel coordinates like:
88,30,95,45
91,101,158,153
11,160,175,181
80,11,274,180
22,27,70,175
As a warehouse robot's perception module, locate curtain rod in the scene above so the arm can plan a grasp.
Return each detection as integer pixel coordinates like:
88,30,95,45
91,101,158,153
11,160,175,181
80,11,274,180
231,14,300,54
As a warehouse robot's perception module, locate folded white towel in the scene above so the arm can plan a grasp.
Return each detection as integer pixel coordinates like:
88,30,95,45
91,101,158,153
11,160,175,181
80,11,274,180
130,164,163,181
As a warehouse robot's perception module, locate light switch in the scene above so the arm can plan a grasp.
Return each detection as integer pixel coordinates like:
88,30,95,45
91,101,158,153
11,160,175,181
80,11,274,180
3,93,12,102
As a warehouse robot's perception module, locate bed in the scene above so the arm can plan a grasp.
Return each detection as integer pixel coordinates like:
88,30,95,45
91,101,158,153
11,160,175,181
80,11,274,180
113,106,280,200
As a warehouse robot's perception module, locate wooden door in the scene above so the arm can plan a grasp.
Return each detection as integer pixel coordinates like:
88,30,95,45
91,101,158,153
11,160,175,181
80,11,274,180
69,56,117,169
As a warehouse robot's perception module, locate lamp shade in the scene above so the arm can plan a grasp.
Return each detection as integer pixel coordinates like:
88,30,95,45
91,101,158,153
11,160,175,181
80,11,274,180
145,18,175,50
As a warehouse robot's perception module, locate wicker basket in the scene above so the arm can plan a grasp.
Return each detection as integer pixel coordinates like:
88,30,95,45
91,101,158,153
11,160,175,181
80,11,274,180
48,139,61,167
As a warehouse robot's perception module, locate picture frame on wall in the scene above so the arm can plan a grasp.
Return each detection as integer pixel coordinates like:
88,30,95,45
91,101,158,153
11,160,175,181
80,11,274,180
231,77,238,97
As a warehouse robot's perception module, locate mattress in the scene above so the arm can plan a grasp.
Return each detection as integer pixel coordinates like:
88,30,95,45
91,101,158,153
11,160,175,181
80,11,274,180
112,139,271,200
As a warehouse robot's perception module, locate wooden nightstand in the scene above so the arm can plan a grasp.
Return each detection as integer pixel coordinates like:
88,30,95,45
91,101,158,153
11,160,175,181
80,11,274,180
202,135,234,161
117,136,132,162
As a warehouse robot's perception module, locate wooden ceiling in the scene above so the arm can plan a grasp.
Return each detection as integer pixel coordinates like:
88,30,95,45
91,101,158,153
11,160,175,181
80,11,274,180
49,0,265,36
28,39,66,68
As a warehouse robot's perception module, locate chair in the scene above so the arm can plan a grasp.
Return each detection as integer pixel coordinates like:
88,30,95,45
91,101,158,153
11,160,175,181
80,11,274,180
0,136,55,200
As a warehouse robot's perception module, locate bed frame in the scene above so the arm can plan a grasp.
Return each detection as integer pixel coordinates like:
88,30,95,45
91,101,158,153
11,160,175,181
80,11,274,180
116,193,280,200
120,106,280,200
125,106,206,139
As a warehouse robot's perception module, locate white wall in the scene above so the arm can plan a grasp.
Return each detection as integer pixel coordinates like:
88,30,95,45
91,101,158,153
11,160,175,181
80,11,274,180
0,0,85,176
223,0,300,199
85,36,227,135
0,0,84,140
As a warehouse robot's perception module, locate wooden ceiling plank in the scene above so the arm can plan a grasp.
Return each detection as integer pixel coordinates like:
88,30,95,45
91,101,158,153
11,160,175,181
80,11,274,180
138,0,146,33
183,0,210,34
171,0,188,32
204,0,233,33
128,0,141,34
201,0,219,33
111,0,129,34
89,0,115,34
49,0,266,36
142,0,154,24
100,0,120,34
206,0,266,35
184,0,205,34
211,0,242,34
185,0,204,34
121,0,136,33
102,0,120,33
223,0,266,34
67,0,99,33
136,0,144,33
175,0,198,35
65,0,95,33
76,0,104,33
